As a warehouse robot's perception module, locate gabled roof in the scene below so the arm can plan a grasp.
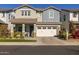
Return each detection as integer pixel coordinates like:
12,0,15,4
13,4,37,11
34,8,44,11
43,6,61,12
0,4,61,12
0,8,12,12
62,9,79,12
13,4,61,12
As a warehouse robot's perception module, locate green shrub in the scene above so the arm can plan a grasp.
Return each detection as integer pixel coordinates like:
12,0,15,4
31,31,36,37
58,25,66,39
14,32,23,38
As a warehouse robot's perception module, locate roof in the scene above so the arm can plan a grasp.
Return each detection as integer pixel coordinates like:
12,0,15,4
34,8,44,11
13,4,61,12
62,9,79,12
43,6,61,12
0,8,12,12
1,5,79,12
10,18,37,24
13,4,37,11
0,4,61,12
36,22,62,25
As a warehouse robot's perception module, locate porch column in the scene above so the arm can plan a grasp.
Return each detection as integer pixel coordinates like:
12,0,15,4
34,24,36,37
22,24,25,37
11,24,14,37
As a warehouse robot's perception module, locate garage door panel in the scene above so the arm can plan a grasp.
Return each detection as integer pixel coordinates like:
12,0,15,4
36,29,57,37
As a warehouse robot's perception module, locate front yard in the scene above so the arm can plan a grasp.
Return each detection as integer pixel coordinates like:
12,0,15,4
0,38,36,42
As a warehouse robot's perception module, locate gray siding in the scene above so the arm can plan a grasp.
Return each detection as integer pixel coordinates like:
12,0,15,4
61,11,70,31
42,9,60,22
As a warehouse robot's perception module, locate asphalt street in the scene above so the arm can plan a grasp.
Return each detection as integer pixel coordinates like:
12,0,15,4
0,45,79,55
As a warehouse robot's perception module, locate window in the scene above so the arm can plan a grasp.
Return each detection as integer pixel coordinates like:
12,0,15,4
38,27,41,29
43,27,46,29
8,14,10,19
11,15,15,19
49,11,54,18
22,10,24,16
25,11,28,16
13,16,15,19
2,13,5,17
53,26,57,29
21,10,31,16
48,27,51,29
15,24,22,32
28,11,31,16
73,12,77,17
63,15,66,21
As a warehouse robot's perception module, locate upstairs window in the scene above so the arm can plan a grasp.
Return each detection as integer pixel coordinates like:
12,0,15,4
63,15,66,21
8,14,11,19
73,12,77,17
28,11,31,16
43,27,46,29
49,11,54,18
2,13,5,17
22,10,24,16
25,11,28,16
38,27,41,29
21,10,31,16
11,15,15,19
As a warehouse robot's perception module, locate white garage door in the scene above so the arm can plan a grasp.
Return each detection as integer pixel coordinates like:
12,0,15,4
36,26,57,37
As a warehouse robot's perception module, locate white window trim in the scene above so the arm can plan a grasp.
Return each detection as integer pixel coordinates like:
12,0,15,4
21,10,31,16
20,9,31,10
49,11,54,19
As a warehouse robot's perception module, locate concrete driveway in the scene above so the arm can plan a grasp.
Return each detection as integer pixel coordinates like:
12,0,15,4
37,37,79,45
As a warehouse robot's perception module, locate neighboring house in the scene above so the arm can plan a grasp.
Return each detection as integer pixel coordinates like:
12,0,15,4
0,5,62,37
62,9,79,39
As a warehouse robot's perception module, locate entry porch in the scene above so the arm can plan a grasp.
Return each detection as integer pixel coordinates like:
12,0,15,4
10,18,37,38
11,24,36,38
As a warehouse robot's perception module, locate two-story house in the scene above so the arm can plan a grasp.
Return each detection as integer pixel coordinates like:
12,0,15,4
0,5,62,37
62,9,79,39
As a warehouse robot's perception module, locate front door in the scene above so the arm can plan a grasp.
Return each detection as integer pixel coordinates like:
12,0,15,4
29,25,34,37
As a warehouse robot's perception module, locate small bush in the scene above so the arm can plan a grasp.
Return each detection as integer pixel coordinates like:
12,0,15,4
14,32,23,38
58,25,66,39
31,31,36,37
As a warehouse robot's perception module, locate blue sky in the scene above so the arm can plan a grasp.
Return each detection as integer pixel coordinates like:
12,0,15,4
0,4,79,9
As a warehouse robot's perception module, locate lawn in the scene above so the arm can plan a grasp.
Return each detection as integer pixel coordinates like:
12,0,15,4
0,38,36,42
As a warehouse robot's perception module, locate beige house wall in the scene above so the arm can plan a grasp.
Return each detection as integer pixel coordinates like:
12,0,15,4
15,7,37,19
14,7,43,22
36,12,42,22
